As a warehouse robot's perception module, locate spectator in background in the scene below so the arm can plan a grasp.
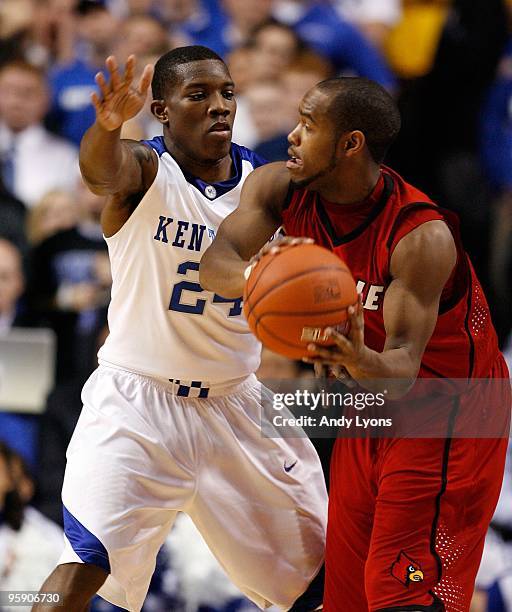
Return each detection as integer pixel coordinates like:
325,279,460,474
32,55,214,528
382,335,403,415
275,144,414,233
0,60,78,208
335,0,402,50
384,0,449,80
114,0,156,17
0,239,31,333
158,0,224,48
0,0,75,68
26,189,77,247
115,14,173,140
0,0,38,65
29,180,110,381
0,175,28,259
114,13,172,63
282,54,333,115
186,0,394,90
388,0,508,308
244,81,294,161
188,0,273,56
48,1,120,146
480,40,512,347
230,19,332,151
247,19,307,83
0,443,63,603
0,241,42,475
272,0,396,90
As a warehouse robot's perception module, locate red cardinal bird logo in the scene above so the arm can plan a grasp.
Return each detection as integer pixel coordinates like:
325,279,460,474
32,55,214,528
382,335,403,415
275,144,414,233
391,551,424,587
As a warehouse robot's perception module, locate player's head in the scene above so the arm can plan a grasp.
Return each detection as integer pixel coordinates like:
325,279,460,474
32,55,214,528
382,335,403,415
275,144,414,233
150,46,235,163
287,77,401,189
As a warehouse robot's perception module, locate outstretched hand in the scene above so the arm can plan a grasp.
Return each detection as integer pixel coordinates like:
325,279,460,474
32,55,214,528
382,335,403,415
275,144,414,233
244,236,314,280
91,55,154,131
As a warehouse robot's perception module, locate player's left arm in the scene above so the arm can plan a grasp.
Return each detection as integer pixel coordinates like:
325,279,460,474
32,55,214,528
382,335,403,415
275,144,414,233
305,220,457,397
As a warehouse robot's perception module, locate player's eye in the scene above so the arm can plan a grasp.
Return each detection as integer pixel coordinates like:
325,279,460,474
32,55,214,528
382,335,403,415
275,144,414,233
223,91,234,100
189,93,206,101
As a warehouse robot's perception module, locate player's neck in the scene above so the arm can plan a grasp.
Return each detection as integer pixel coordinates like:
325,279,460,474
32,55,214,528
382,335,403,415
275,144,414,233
164,136,234,183
317,164,381,205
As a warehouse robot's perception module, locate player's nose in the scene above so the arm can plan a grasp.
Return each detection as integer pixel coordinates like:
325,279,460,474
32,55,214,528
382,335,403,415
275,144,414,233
208,91,231,116
287,124,300,145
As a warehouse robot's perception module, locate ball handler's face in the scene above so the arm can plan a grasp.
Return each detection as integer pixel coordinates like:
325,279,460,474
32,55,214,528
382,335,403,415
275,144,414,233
161,60,236,163
287,88,340,189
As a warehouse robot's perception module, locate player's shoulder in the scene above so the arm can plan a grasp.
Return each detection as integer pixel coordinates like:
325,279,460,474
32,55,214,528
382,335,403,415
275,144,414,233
239,161,290,217
242,161,289,193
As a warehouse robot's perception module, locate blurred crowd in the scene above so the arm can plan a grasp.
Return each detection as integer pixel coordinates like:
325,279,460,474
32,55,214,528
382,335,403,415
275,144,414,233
1,0,512,610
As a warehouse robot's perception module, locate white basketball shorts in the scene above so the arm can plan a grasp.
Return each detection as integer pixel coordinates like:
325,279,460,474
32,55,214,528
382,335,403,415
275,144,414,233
58,365,327,611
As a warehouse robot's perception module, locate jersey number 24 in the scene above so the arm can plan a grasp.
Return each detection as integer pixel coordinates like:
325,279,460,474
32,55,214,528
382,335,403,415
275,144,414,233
169,261,242,316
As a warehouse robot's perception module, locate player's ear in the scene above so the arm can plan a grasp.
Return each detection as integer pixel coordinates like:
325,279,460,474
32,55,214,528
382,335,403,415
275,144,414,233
151,100,168,125
342,130,365,157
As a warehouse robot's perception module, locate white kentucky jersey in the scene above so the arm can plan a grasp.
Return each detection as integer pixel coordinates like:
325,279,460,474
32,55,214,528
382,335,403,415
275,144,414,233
98,137,266,384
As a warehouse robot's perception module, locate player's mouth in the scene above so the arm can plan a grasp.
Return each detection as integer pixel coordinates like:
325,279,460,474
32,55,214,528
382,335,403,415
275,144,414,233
208,122,231,139
287,149,304,170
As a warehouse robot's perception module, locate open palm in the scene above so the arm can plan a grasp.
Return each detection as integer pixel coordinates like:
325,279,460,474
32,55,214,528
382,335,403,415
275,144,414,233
92,55,154,131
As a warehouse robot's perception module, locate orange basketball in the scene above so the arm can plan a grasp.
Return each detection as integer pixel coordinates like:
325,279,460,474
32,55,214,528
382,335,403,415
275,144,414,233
243,243,358,359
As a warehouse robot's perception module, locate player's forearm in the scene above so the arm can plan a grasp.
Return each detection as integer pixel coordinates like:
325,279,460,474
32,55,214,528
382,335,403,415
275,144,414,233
200,244,248,298
349,346,419,398
79,122,124,194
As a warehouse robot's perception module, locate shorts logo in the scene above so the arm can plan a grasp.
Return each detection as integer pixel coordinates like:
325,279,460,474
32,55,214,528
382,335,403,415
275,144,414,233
391,551,424,587
284,460,298,472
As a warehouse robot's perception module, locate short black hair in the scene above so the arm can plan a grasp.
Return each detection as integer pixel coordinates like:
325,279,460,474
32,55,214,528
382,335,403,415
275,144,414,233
75,0,107,16
152,46,226,100
316,77,401,163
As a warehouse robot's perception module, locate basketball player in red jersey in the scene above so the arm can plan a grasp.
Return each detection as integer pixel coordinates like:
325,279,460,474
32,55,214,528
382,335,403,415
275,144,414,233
200,77,511,611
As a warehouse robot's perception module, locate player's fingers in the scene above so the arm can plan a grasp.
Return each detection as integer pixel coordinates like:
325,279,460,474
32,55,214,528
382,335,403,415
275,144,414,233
90,91,102,112
314,362,328,378
106,55,121,90
307,343,347,360
347,302,364,348
348,304,363,331
252,243,279,261
95,71,110,99
324,328,352,351
124,54,136,86
302,356,339,367
332,367,356,388
289,236,314,246
137,63,154,96
244,261,256,280
357,293,364,315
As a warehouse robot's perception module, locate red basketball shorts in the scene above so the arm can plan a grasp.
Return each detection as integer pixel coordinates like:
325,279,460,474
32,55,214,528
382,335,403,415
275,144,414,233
324,359,510,612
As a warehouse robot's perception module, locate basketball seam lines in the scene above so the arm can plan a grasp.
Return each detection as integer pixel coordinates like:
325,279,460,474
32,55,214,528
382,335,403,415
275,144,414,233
256,318,306,350
258,306,352,318
245,265,354,318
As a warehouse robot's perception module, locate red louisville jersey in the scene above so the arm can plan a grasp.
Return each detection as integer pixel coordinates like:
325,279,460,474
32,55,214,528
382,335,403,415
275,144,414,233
282,166,499,378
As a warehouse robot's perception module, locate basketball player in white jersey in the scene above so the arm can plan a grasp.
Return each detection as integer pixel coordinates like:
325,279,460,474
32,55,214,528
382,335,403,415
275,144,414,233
33,46,327,612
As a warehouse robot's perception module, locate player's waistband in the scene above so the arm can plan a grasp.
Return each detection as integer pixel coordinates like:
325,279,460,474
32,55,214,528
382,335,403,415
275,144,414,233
97,361,258,398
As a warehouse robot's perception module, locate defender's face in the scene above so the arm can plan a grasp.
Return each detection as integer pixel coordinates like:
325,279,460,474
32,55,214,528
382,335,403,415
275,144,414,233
164,60,236,162
287,88,339,189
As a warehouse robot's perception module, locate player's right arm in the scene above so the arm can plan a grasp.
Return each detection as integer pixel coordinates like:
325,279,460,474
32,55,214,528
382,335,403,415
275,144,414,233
79,55,157,237
200,162,290,298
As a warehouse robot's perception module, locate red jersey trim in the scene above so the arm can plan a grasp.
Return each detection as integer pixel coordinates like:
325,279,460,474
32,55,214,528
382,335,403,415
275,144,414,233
315,173,394,246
